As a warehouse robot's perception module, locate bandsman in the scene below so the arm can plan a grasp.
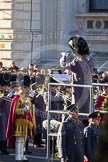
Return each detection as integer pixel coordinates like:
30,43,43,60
6,74,35,162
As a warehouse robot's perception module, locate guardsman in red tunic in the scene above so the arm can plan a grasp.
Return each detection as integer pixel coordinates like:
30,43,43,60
95,83,108,123
6,75,35,162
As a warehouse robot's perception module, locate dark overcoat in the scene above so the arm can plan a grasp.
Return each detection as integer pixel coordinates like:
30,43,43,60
84,123,100,161
66,57,94,114
0,97,11,141
57,117,84,162
32,94,46,134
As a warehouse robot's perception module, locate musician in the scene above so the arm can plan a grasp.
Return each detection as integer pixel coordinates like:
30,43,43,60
0,84,10,155
60,35,94,125
44,84,65,154
95,83,108,123
6,74,34,162
31,85,46,147
0,72,13,155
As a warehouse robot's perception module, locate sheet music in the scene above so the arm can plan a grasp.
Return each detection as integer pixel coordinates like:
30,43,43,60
50,74,70,83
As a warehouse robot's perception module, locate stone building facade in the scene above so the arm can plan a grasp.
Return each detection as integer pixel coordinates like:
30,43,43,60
0,0,108,69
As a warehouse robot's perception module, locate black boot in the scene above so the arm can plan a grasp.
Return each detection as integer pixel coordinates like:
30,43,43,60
1,140,10,155
34,134,44,147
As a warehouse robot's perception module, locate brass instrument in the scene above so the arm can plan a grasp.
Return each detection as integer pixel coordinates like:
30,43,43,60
1,96,12,102
0,90,13,102
56,89,72,103
0,78,19,103
30,82,44,95
0,90,4,98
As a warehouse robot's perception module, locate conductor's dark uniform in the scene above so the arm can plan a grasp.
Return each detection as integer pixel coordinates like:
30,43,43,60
60,35,94,116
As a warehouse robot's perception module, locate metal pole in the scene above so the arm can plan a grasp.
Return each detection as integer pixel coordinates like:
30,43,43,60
47,83,51,162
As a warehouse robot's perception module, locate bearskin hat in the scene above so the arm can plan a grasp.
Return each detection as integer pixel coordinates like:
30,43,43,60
18,74,30,87
0,73,5,86
68,35,89,55
0,72,10,86
0,71,17,87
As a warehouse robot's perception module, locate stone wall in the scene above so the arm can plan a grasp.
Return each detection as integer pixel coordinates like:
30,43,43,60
0,0,108,69
0,0,42,68
12,0,41,67
0,0,13,67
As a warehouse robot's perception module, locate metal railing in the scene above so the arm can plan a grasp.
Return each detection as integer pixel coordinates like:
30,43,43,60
46,82,108,161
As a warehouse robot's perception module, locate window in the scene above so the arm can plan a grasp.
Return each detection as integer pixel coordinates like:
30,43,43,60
87,20,93,29
89,0,108,12
104,21,108,29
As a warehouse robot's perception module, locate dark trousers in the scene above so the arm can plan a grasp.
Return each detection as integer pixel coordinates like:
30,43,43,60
0,140,7,152
34,133,42,146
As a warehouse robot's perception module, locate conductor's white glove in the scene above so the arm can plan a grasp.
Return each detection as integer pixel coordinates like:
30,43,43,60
59,52,68,67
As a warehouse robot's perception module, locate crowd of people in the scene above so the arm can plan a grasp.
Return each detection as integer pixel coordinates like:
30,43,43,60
0,35,108,162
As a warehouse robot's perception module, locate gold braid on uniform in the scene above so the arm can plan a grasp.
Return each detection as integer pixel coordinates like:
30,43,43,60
96,94,108,111
15,94,34,137
101,94,108,111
